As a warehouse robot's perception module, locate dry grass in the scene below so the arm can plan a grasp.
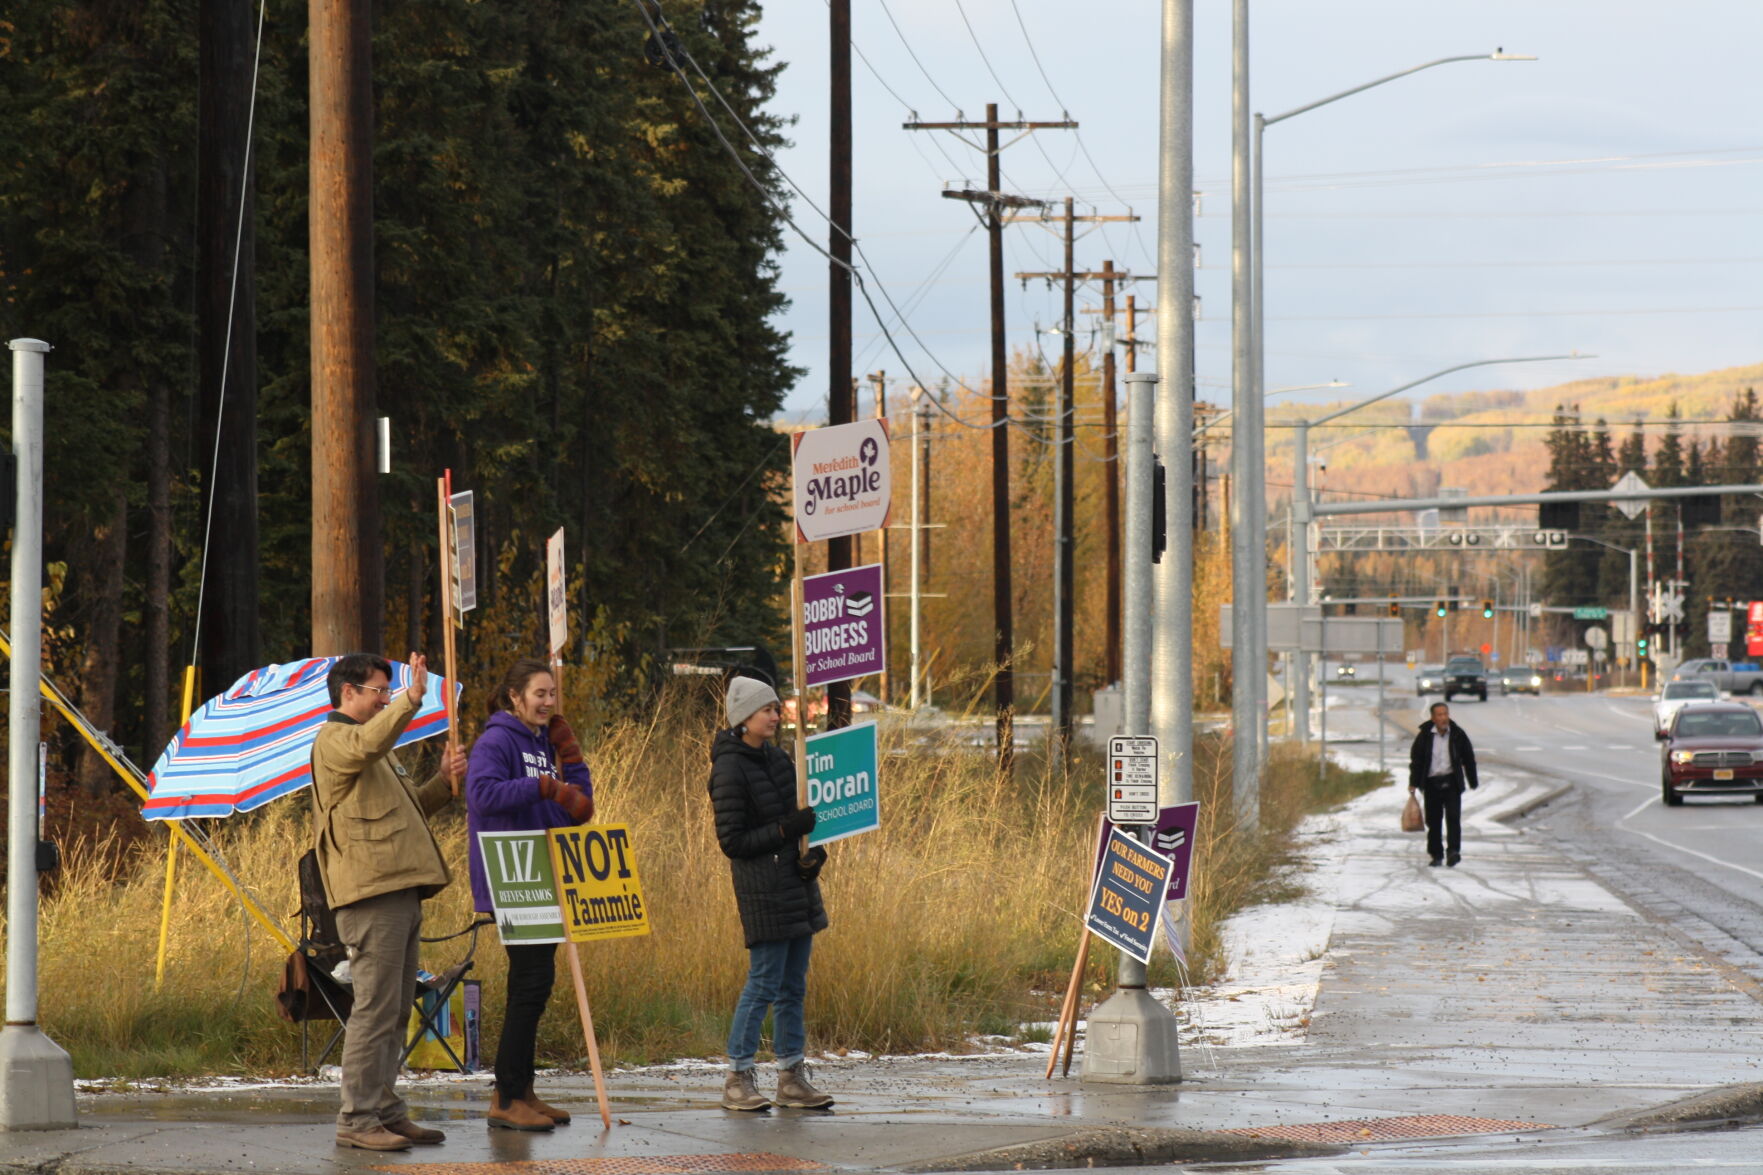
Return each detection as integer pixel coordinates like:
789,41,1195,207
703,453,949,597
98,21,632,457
13,692,1383,1078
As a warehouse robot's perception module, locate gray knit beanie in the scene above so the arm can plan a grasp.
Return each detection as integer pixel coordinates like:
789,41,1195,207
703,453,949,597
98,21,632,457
725,676,781,728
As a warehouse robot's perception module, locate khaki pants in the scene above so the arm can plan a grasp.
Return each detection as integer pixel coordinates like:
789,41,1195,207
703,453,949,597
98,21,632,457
334,888,422,1131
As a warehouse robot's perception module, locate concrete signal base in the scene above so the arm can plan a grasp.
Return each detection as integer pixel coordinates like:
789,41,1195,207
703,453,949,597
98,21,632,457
0,1026,76,1130
1079,987,1182,1084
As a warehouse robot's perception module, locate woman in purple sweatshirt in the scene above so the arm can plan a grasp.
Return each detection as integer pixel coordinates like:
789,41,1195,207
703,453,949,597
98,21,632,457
465,658,593,1132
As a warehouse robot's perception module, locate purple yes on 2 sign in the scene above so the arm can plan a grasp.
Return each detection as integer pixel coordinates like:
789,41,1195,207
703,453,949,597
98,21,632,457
802,563,885,688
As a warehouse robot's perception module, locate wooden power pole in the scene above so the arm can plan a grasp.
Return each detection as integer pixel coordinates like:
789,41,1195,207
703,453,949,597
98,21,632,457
1015,221,1139,757
906,104,1075,778
310,0,380,655
825,0,855,729
197,0,261,696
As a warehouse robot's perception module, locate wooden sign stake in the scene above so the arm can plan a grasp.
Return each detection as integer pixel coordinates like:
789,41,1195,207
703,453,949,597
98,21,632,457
436,472,461,794
1046,814,1109,1078
562,937,612,1129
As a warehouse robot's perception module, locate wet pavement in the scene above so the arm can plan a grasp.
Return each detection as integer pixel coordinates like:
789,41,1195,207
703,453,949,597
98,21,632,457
6,691,1762,1172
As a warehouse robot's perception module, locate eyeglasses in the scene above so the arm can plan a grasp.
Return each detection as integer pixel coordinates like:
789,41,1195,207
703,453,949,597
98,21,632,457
352,684,393,698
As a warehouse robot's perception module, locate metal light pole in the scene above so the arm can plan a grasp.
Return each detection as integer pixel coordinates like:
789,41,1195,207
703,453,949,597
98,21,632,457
1084,371,1181,1084
1227,0,1257,823
0,339,77,1130
1251,50,1534,764
1151,0,1196,814
1289,356,1576,746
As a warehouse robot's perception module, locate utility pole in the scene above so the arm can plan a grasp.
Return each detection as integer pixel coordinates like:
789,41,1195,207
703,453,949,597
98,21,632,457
1,340,77,1129
197,0,261,693
1101,263,1121,686
908,396,933,709
1151,0,1199,849
825,0,854,730
870,370,889,703
310,0,380,655
1228,0,1257,824
1015,228,1139,758
907,106,1075,777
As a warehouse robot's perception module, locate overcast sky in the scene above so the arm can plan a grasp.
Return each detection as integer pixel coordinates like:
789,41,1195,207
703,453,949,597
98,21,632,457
743,0,1762,424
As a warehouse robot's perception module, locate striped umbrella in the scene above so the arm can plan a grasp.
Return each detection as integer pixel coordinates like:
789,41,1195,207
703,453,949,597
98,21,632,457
142,657,454,821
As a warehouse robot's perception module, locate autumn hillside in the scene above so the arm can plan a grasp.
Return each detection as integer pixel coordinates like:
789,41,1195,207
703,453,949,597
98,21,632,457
1254,362,1763,513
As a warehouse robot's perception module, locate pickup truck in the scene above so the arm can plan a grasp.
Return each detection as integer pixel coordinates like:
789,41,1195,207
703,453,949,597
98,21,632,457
1670,658,1763,696
1443,657,1488,702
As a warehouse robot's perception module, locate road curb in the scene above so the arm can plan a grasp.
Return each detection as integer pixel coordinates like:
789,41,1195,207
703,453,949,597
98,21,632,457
1593,1081,1763,1132
899,1125,1342,1171
1493,781,1572,823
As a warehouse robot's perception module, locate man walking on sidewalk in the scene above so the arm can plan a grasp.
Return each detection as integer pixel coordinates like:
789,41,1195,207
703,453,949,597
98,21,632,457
1408,701,1478,868
314,652,467,1152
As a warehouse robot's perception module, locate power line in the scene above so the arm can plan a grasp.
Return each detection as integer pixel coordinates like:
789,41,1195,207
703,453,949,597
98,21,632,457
875,0,961,111
951,0,1022,111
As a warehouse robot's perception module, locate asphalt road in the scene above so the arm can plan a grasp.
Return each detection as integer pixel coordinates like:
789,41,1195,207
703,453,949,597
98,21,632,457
1378,672,1763,994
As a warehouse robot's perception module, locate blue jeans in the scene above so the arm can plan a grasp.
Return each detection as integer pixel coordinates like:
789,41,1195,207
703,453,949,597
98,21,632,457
727,936,813,1071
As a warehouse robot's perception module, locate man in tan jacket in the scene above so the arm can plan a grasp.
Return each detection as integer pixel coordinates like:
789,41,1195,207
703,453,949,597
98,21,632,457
314,652,465,1152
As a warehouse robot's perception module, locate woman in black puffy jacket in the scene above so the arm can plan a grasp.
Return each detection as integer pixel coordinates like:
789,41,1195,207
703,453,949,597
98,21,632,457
708,675,831,1112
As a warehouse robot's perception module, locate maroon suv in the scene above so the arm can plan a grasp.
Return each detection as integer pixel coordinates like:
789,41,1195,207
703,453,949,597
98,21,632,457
1660,702,1763,807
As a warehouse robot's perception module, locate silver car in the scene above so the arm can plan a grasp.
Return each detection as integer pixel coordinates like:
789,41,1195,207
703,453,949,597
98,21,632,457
1654,680,1720,739
1416,665,1445,696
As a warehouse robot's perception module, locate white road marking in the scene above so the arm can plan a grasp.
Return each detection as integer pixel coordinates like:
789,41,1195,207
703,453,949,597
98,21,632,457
1616,786,1763,883
1563,744,1588,750
1515,745,1542,752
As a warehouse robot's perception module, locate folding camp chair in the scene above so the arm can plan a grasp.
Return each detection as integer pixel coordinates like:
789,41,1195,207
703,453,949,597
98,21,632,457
277,850,490,1073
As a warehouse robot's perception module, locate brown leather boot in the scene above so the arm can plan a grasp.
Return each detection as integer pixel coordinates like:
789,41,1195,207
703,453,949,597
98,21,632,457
487,1090,555,1132
521,1085,571,1125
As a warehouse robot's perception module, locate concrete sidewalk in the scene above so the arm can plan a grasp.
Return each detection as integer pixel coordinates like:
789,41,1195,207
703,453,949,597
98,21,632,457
5,772,1759,1174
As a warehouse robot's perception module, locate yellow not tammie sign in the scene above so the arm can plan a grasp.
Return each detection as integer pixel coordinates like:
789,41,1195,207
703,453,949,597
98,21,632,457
546,824,650,942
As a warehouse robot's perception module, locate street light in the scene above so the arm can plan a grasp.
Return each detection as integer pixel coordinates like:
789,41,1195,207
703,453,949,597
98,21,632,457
1288,354,1583,741
1238,51,1535,784
1196,380,1348,437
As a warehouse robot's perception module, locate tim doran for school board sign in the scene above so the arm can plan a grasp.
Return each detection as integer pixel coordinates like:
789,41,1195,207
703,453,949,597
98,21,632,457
792,418,892,544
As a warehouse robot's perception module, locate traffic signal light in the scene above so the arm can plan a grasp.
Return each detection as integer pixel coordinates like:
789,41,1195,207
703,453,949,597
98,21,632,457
1637,631,1650,657
1435,600,1448,618
1481,599,1494,619
1388,597,1400,617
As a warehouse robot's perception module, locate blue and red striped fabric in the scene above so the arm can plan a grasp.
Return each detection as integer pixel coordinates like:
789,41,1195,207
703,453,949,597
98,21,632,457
142,657,455,821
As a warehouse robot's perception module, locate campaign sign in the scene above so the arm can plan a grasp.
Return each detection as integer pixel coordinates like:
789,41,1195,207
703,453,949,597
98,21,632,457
548,824,651,943
805,721,880,846
1150,803,1199,901
449,490,478,618
1084,827,1174,964
1094,802,1200,903
479,830,565,945
803,563,885,687
546,527,567,656
791,418,892,543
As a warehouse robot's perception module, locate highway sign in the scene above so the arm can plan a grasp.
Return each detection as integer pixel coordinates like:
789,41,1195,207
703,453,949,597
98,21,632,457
1528,602,1543,619
1107,736,1159,825
1611,470,1650,520
1562,648,1590,666
1572,606,1609,620
1584,626,1607,650
1713,641,1730,659
1709,610,1733,644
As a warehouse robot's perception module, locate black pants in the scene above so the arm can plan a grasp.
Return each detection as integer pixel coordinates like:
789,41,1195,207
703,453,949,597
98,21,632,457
494,942,557,1100
1422,778,1462,860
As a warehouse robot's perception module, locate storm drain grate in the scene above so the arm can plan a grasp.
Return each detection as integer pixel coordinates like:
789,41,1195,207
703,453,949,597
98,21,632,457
1221,1113,1551,1144
377,1157,828,1175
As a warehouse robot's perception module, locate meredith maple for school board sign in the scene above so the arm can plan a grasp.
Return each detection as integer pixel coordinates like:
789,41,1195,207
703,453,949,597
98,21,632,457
791,419,892,543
